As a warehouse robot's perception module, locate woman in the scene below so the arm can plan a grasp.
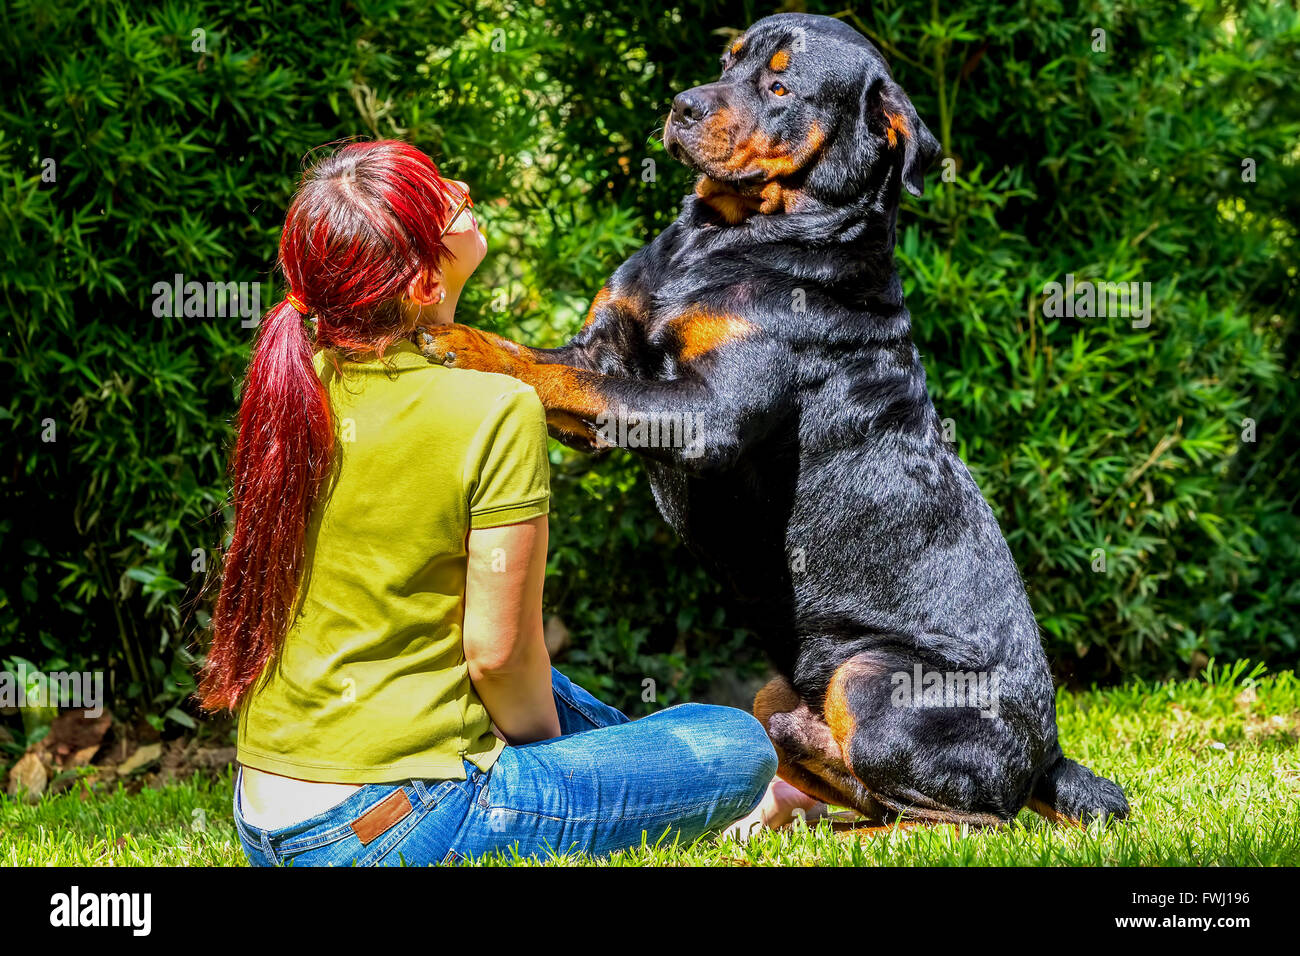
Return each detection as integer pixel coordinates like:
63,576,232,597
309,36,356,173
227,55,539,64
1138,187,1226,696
201,140,805,866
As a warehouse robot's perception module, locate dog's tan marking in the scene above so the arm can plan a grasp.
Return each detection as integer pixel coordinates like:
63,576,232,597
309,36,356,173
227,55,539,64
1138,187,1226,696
824,657,871,754
884,111,910,148
753,675,802,725
722,121,824,180
668,307,755,362
515,365,608,419
694,176,761,223
1026,797,1086,828
545,409,605,448
692,122,823,221
754,676,887,817
583,286,612,328
419,325,610,424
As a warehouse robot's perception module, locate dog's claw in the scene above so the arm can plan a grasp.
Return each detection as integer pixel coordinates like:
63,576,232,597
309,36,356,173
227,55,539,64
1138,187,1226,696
414,327,463,367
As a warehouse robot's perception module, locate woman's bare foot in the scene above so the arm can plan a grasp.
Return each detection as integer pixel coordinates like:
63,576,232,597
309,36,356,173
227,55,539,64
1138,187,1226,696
722,778,827,842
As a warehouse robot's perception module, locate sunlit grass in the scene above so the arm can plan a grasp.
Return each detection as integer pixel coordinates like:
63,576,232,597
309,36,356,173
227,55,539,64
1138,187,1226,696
3,662,1297,866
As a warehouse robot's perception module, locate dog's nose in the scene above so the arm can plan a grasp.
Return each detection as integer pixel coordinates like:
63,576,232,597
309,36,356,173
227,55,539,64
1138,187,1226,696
671,90,712,126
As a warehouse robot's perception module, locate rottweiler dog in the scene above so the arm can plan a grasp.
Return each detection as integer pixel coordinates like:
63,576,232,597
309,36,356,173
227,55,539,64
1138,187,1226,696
417,12,1129,826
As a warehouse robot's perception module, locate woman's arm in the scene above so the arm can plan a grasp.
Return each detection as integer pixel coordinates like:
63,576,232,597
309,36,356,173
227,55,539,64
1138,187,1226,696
463,515,560,744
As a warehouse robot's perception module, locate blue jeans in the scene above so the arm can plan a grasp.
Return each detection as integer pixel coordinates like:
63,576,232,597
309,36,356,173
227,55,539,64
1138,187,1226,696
233,668,777,865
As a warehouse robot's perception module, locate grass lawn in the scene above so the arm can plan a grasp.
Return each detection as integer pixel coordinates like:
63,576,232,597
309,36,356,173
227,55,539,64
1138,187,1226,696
3,661,1297,866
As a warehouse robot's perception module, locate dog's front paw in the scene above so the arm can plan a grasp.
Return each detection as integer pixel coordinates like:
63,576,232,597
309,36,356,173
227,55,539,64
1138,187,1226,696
416,324,515,375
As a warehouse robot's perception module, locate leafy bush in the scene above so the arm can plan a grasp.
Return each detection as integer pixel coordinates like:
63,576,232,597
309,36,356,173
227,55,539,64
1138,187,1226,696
860,0,1300,677
0,0,1295,727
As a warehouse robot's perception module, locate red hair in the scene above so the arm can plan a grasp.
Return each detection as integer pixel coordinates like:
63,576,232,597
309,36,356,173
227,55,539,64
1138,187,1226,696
199,140,456,712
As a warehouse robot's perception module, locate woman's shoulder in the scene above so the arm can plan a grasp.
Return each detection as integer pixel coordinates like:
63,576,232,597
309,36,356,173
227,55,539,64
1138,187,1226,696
431,367,543,420
415,368,546,454
319,341,542,420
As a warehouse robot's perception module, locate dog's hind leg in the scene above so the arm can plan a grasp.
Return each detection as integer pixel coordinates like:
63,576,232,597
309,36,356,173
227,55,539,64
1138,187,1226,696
821,652,1030,827
753,677,887,819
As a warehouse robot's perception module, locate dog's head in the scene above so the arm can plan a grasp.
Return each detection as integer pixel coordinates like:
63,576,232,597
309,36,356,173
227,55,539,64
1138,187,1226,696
664,13,940,221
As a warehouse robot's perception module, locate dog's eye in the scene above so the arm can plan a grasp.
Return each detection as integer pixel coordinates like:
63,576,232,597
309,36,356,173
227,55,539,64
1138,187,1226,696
770,81,788,96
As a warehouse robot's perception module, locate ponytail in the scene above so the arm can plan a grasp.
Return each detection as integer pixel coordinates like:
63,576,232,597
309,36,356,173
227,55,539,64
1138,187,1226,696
199,300,334,711
198,139,455,713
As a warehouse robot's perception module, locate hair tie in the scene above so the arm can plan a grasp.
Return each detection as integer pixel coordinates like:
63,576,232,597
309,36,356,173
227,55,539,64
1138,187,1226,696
285,291,311,315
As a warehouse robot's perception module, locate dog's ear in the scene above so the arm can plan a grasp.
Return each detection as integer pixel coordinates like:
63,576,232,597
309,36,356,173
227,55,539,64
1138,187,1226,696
862,77,941,197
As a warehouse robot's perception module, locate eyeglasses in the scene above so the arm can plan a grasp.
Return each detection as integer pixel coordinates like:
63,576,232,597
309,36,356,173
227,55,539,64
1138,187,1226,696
438,184,475,239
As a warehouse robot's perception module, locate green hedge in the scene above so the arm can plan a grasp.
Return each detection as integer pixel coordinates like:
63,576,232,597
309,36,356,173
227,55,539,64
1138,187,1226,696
1,0,1296,726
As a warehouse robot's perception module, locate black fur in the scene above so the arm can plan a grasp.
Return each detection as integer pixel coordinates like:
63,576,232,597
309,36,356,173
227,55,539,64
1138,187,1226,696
428,13,1129,824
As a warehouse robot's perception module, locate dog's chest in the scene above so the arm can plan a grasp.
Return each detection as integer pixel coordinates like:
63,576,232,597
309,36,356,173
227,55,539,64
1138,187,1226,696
618,228,752,376
642,454,796,604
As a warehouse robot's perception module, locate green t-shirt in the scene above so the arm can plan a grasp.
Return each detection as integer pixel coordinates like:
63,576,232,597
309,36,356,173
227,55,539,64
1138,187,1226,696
236,338,550,784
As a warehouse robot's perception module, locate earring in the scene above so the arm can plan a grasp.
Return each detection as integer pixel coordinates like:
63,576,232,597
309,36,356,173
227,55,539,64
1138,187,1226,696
438,288,447,304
